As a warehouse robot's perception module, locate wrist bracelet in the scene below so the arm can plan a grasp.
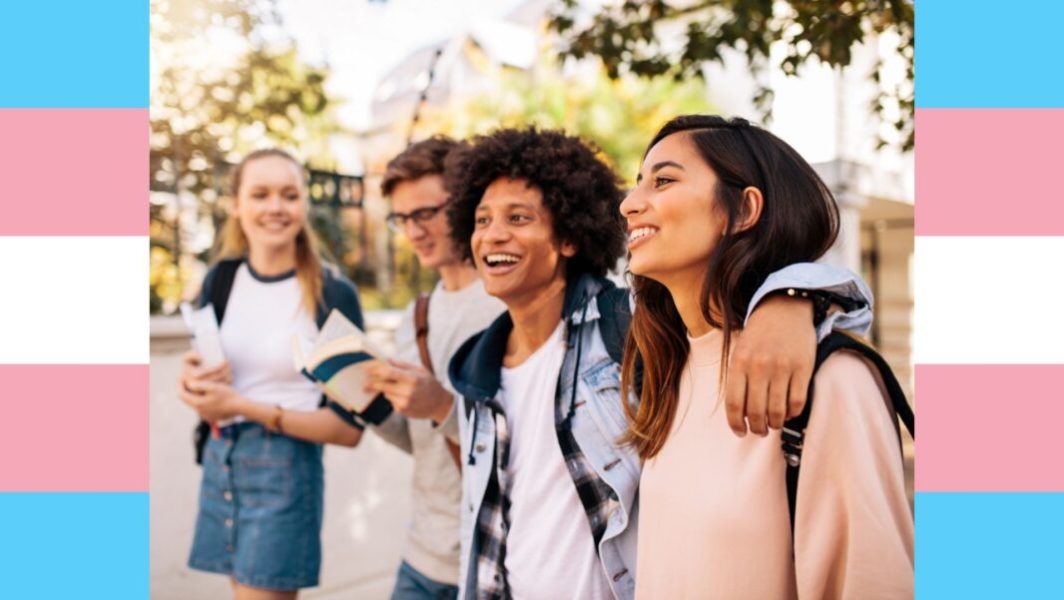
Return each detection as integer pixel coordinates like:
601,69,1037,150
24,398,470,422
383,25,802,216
780,288,866,327
268,405,284,435
781,288,830,326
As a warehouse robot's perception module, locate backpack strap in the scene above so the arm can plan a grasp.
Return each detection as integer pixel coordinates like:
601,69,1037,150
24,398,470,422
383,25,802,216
413,291,464,468
207,258,242,323
414,292,433,375
596,286,644,397
192,421,212,466
596,286,631,365
782,332,915,540
193,258,242,466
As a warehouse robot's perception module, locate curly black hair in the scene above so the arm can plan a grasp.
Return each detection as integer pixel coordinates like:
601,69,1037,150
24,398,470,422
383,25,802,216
444,127,627,278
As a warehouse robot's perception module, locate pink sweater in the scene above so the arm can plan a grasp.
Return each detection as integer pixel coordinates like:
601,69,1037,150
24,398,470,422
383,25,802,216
635,330,913,599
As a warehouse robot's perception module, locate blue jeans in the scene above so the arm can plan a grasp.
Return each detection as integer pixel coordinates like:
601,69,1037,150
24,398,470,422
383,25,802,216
391,561,458,600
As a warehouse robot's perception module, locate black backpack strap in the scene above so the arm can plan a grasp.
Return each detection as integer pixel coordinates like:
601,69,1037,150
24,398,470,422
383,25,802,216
193,258,242,466
193,421,212,465
596,287,631,365
596,286,644,397
782,332,914,540
207,258,242,323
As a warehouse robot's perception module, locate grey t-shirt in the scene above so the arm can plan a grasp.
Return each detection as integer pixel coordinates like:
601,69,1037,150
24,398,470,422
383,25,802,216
371,278,505,585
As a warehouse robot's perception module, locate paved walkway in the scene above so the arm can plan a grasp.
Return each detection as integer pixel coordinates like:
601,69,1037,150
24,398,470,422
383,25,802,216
150,316,411,599
150,315,916,597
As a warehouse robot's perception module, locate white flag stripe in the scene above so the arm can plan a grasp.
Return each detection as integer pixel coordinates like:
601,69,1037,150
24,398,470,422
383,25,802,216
915,236,1064,364
0,236,148,364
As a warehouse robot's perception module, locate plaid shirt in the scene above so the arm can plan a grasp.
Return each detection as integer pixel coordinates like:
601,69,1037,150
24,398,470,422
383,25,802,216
472,401,510,599
452,266,874,600
472,307,619,599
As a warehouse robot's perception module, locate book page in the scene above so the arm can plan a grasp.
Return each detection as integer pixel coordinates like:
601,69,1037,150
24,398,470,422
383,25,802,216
180,302,226,368
319,365,376,413
315,309,390,359
316,308,362,345
293,309,390,414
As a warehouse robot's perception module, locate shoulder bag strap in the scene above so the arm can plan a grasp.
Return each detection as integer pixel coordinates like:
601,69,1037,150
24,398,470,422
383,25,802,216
415,291,463,469
414,292,434,375
782,332,915,543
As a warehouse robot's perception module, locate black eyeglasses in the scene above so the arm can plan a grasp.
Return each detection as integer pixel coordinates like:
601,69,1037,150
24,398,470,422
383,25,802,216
385,201,450,233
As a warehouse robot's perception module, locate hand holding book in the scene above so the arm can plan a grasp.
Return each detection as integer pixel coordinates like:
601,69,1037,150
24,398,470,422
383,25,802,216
179,302,226,368
292,309,391,415
364,358,454,424
179,302,231,437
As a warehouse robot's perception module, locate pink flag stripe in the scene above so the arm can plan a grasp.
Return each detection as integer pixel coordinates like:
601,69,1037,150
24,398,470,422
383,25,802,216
915,364,1064,492
915,108,1064,236
0,364,147,492
0,108,147,236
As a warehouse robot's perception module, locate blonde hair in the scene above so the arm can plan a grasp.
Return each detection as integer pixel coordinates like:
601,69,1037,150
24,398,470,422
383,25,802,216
215,149,325,315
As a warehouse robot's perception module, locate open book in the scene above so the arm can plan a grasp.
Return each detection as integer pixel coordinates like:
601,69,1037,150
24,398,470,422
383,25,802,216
292,309,390,414
179,302,227,368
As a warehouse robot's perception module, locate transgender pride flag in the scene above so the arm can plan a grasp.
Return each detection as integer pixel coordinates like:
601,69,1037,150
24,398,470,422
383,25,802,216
1,1,1063,597
0,2,148,597
915,2,1064,597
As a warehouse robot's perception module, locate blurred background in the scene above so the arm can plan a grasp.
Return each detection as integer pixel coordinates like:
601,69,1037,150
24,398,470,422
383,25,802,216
149,0,914,597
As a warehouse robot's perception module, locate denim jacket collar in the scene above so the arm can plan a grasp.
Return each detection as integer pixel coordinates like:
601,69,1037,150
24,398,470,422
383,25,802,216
447,271,614,404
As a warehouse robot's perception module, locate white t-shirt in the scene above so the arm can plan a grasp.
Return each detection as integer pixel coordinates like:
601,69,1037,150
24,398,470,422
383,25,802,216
499,322,614,600
218,264,321,424
394,279,507,395
376,278,506,585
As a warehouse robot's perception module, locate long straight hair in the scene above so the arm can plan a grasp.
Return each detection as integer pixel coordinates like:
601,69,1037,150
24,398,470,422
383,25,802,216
215,148,325,315
620,115,839,460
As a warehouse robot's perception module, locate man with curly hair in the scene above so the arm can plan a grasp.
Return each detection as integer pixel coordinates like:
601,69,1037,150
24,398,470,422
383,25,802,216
444,127,873,599
357,136,507,600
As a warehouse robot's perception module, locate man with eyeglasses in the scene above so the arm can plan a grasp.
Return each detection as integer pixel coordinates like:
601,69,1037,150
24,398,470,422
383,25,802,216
359,136,506,600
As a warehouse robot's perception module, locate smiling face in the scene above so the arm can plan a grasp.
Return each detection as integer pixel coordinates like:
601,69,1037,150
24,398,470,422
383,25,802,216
620,131,729,293
471,177,575,305
389,174,460,269
234,154,308,254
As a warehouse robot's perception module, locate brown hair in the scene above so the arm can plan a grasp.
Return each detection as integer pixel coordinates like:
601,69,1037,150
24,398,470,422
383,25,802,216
381,136,460,197
215,148,325,315
620,115,839,459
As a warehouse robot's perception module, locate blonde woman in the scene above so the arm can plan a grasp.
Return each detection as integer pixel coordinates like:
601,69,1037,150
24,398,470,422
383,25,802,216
179,149,370,599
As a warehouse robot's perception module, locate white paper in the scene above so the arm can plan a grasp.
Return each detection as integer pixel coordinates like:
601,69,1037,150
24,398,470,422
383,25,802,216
180,302,227,368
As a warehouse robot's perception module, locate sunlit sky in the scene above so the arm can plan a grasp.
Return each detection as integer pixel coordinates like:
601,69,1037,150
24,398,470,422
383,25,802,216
278,0,529,130
277,0,911,189
151,0,911,197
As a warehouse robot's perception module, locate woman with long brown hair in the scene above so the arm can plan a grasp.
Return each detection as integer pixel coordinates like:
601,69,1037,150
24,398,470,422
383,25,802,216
178,149,368,599
620,116,913,598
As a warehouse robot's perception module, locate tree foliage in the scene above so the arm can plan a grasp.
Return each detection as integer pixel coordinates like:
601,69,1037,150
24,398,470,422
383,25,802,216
549,0,914,151
150,0,348,313
425,54,716,187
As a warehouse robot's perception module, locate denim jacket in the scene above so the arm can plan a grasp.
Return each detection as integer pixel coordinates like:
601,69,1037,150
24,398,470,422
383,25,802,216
448,263,872,600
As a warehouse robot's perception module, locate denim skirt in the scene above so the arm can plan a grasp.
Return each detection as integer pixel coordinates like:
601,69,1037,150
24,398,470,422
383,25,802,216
188,422,324,590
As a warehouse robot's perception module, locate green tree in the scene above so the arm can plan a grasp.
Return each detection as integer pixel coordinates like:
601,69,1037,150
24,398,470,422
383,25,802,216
150,0,348,313
549,0,914,151
425,55,716,187
390,52,713,301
